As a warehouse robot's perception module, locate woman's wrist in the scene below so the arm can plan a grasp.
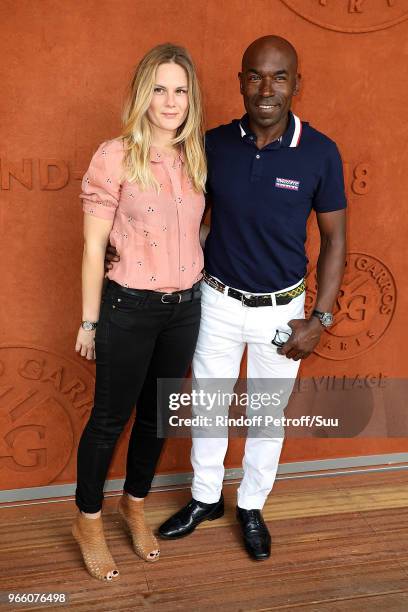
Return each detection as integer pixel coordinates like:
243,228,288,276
81,320,98,331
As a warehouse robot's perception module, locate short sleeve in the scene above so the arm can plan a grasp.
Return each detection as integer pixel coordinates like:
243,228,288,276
79,139,123,220
312,142,347,213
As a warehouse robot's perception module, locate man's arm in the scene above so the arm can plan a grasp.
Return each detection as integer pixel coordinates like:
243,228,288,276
279,208,346,360
199,223,210,248
199,191,213,248
313,208,346,311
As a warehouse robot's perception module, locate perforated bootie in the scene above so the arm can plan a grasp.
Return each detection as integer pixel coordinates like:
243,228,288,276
72,511,120,582
118,494,160,562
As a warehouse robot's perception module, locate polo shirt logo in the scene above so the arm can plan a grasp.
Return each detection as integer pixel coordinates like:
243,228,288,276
275,177,300,191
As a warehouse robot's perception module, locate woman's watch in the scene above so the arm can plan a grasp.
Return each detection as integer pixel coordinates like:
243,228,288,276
81,321,98,331
311,309,333,328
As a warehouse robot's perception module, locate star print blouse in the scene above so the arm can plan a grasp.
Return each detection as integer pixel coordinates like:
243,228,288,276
80,138,205,292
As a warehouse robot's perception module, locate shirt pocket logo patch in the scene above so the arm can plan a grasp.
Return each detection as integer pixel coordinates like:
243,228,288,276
275,177,300,191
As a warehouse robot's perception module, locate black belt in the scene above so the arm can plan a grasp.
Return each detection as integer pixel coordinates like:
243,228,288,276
107,280,201,304
203,271,305,307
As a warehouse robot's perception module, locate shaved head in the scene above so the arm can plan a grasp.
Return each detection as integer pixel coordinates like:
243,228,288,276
242,35,298,72
238,35,300,143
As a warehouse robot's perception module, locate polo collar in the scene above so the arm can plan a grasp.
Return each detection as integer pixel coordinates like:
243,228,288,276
239,111,302,148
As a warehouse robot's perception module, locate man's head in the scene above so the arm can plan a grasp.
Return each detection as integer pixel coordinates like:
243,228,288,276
238,36,300,131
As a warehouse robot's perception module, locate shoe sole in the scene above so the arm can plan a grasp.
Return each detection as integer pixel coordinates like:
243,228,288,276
158,504,224,540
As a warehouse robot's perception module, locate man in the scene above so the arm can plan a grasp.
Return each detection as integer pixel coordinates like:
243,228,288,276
108,35,347,560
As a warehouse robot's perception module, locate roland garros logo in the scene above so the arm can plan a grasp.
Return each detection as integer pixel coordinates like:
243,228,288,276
281,0,408,33
0,346,94,488
305,253,396,360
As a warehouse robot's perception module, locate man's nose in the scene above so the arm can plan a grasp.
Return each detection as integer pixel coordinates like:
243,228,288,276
259,77,275,97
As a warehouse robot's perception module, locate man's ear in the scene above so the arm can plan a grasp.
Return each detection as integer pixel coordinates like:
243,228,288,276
238,72,244,94
293,72,301,96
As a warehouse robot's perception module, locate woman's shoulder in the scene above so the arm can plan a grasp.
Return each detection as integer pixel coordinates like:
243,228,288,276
94,137,125,160
88,138,126,183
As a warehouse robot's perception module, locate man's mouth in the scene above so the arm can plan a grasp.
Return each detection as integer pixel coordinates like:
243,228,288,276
257,104,280,110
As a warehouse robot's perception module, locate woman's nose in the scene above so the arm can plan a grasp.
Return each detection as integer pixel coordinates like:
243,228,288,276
166,92,176,107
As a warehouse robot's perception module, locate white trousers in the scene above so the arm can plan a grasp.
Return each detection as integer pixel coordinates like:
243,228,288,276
191,279,305,510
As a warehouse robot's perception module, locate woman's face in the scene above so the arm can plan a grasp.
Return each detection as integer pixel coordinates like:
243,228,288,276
147,62,189,139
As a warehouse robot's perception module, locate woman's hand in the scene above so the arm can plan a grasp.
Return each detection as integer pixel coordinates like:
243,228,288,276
75,326,96,360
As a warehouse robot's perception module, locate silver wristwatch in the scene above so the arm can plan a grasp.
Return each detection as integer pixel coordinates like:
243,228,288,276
81,321,98,331
312,309,333,328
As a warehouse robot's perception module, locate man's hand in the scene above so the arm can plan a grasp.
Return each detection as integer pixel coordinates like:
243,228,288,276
277,317,323,361
104,243,120,275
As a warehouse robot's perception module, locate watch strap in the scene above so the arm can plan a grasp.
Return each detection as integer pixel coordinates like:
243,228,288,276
81,320,98,331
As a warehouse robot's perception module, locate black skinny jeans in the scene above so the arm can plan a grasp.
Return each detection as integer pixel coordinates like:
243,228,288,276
75,280,201,513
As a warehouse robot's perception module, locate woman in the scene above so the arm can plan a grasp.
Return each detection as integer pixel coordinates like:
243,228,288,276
73,43,206,582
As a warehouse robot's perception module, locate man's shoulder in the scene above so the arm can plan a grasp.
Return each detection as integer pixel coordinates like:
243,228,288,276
300,120,339,153
205,119,240,143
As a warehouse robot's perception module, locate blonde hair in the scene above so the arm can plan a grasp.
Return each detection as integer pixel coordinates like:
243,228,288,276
120,43,206,192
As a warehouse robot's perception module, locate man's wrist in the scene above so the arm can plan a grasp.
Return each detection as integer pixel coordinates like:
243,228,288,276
311,309,334,328
308,315,324,329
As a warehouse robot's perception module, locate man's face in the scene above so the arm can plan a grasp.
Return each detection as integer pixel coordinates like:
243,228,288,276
239,45,299,130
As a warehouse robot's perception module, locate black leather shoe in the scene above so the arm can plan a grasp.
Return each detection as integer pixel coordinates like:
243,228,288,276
236,506,271,560
158,495,224,539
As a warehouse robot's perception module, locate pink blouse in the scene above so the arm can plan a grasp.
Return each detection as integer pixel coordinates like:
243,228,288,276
80,138,205,292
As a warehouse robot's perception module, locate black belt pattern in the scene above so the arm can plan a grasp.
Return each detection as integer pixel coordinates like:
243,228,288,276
203,272,305,307
108,280,201,304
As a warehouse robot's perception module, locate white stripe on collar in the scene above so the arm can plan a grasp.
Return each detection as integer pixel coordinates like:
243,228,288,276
289,114,302,148
240,114,302,147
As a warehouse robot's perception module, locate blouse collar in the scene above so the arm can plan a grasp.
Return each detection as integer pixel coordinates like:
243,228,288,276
150,146,185,164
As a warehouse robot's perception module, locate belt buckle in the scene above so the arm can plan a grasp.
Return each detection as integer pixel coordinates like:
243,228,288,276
161,293,182,304
205,276,220,291
241,293,256,307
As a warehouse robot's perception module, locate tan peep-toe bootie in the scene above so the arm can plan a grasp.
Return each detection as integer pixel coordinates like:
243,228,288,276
118,494,160,562
72,511,120,582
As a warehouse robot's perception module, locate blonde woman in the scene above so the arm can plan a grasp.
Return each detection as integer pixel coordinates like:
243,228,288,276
72,43,206,582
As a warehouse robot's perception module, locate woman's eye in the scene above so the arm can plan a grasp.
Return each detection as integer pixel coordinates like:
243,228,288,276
154,87,164,94
176,89,188,94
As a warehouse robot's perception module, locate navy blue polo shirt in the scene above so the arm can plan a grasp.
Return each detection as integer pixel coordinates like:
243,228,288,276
204,111,347,293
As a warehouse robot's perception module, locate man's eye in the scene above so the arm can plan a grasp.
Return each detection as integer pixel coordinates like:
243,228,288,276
248,74,260,81
276,76,286,81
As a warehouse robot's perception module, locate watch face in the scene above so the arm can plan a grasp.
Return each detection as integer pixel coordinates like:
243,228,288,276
321,313,334,327
82,321,94,331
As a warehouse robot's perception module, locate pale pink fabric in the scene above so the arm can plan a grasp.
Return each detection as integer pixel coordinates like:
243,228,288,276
80,138,205,292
